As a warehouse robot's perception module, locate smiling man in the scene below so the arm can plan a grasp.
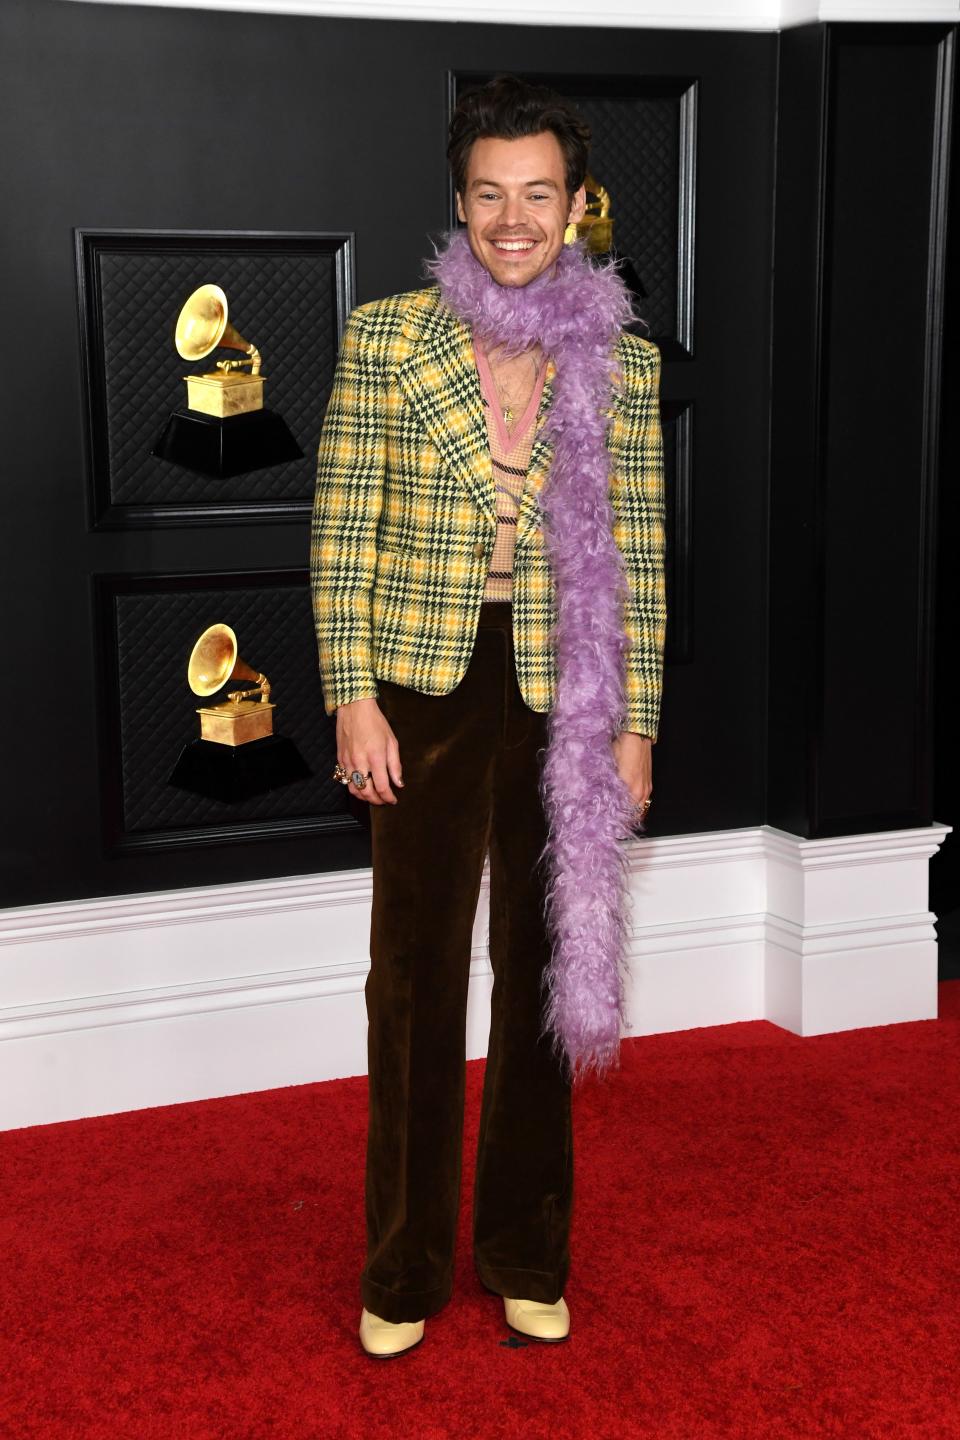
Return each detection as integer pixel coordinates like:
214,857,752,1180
457,130,576,286
310,74,666,1360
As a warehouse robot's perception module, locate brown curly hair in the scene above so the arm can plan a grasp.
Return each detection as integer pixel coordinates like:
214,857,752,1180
448,74,591,202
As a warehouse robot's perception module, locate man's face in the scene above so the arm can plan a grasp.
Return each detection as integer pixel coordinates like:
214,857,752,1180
456,131,587,288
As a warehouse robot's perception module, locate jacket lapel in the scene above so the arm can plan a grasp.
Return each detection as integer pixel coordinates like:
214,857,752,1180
395,291,496,531
393,298,622,553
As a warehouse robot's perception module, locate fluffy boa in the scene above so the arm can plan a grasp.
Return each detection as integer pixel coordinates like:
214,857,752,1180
426,229,642,1084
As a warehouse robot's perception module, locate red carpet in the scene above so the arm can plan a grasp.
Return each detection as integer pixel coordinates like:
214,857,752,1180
2,985,959,1440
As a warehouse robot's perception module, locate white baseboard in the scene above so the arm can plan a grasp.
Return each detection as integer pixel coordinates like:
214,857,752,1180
0,822,950,1131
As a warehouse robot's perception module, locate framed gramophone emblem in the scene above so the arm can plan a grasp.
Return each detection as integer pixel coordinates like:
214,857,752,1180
75,229,354,530
92,567,367,865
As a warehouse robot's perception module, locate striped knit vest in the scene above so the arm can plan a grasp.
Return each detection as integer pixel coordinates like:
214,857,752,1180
474,341,550,604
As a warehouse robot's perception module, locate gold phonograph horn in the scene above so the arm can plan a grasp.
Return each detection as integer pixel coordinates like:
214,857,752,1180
175,284,262,374
564,174,614,255
174,285,265,418
187,623,275,746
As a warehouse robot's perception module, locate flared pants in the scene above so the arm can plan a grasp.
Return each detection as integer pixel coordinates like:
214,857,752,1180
361,601,574,1324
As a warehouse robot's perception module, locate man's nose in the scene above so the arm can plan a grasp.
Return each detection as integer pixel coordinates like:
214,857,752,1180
500,195,526,226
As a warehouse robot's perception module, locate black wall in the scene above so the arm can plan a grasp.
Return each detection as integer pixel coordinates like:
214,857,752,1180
0,0,952,912
768,23,955,840
932,54,960,978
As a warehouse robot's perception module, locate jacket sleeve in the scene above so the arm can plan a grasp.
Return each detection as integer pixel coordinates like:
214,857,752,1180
309,310,386,716
610,343,668,741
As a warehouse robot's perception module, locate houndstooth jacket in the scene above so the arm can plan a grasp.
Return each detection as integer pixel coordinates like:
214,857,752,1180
309,283,667,738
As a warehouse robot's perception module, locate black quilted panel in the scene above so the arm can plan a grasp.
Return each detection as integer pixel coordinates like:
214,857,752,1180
574,96,679,342
83,234,350,514
111,576,347,834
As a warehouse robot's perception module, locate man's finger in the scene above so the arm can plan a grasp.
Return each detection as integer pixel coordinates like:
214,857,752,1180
348,777,383,805
370,760,397,804
386,735,404,790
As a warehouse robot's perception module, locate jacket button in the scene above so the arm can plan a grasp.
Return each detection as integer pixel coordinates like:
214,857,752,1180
473,541,486,557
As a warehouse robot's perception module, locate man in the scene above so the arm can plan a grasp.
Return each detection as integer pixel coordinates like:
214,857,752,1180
310,75,665,1359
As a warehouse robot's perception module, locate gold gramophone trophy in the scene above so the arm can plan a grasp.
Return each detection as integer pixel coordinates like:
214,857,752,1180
564,173,615,253
564,174,649,330
167,623,310,802
152,284,303,479
189,622,275,744
176,283,265,419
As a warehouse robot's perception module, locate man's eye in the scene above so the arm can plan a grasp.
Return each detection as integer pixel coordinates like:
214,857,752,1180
479,192,500,201
529,193,549,202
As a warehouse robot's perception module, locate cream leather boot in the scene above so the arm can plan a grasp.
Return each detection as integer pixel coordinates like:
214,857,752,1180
359,1307,425,1358
503,1295,570,1342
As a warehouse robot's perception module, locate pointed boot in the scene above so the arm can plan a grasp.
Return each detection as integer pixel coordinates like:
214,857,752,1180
503,1295,570,1342
359,1307,425,1358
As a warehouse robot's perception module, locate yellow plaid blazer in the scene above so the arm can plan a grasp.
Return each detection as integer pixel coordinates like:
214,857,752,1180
310,283,667,738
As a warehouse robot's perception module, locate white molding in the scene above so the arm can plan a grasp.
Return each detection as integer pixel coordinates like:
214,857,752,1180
67,0,787,30
63,0,960,31
0,821,951,1131
816,1,958,17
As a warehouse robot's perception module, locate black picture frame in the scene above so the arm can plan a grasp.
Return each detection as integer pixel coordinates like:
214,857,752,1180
91,566,368,860
75,228,355,531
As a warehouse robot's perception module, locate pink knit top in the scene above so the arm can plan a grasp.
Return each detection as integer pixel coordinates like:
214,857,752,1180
475,343,549,603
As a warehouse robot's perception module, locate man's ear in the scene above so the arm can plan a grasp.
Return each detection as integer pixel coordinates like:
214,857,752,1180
567,184,587,226
456,192,467,224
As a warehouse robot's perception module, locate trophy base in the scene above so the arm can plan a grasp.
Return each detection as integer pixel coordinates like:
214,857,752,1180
167,733,311,803
152,407,303,478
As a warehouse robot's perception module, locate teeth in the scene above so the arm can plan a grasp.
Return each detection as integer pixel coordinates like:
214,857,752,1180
493,240,535,251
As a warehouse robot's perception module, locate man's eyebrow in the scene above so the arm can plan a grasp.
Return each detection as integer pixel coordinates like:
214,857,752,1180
469,177,560,190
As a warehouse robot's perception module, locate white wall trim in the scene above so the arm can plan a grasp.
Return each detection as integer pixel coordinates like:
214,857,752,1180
816,1,958,17
0,821,951,1131
64,0,960,31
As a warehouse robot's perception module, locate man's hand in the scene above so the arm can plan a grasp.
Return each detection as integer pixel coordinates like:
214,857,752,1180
336,697,404,805
612,730,653,821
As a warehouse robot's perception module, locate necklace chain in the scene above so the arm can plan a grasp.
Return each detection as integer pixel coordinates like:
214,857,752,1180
487,347,542,424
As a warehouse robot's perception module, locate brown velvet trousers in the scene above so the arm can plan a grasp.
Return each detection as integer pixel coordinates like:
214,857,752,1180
361,601,574,1324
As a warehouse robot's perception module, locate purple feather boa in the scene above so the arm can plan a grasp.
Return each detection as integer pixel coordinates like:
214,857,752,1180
426,230,641,1085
